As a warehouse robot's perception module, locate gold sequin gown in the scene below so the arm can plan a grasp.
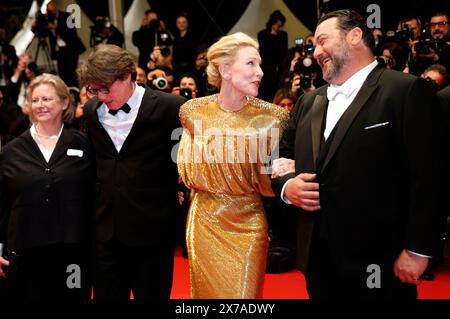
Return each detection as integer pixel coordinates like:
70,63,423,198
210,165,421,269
177,94,288,299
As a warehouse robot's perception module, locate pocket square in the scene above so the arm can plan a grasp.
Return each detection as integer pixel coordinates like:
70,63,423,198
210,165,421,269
67,149,83,157
364,122,390,130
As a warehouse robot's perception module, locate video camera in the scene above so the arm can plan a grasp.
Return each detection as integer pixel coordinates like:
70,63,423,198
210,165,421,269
294,37,314,57
395,25,415,44
90,17,111,47
414,27,437,55
32,11,52,39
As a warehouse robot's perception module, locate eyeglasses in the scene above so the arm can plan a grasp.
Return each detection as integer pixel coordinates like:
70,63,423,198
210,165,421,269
86,86,110,96
31,96,56,105
429,21,449,28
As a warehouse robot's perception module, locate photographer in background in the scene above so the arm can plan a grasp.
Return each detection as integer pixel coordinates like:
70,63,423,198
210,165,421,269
283,37,323,99
147,66,174,93
378,41,408,71
421,63,448,90
171,73,198,99
132,9,172,73
32,0,85,87
135,66,148,88
90,16,124,48
427,12,450,73
193,44,211,97
402,13,450,76
0,28,18,89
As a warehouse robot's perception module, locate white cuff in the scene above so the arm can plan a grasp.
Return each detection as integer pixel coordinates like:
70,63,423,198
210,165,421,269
407,249,432,258
281,178,294,204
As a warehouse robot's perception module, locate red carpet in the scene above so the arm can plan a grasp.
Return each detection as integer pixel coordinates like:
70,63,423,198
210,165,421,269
170,250,450,299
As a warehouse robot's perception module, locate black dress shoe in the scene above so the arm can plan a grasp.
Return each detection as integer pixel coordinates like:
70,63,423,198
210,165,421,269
420,271,435,281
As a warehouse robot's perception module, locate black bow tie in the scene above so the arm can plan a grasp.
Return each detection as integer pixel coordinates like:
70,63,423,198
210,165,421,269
108,103,131,116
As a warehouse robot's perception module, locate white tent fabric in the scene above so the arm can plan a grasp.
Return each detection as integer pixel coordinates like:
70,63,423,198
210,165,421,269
228,0,312,46
9,0,45,57
9,0,311,65
124,0,151,57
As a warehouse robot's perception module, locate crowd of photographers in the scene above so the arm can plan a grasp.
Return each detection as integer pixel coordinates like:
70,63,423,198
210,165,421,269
1,5,449,174
266,11,450,115
0,4,449,283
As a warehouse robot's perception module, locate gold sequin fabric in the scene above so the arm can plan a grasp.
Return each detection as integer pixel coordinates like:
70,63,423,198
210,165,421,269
177,94,288,298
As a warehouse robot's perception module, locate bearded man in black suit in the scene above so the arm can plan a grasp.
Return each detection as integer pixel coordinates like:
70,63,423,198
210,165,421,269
77,44,185,300
273,9,449,300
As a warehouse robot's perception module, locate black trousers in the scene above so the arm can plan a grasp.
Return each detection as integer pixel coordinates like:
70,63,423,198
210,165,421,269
93,237,174,300
6,243,91,301
305,236,418,301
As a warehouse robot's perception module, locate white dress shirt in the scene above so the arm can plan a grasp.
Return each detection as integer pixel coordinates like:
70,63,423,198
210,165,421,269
281,60,378,203
323,60,378,139
97,83,145,153
30,123,64,162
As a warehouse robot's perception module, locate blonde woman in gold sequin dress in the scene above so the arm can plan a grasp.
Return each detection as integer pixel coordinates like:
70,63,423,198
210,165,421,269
177,32,289,298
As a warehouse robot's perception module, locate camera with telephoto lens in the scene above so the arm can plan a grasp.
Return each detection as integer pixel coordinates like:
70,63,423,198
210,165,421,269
149,76,168,90
153,24,171,57
396,25,415,44
293,57,317,94
32,11,51,38
180,87,192,99
414,27,437,55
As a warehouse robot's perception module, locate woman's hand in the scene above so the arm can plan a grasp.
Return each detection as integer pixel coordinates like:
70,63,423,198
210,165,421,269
271,157,295,178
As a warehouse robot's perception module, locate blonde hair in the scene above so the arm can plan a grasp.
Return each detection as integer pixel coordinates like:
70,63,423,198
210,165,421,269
206,32,259,88
27,73,74,124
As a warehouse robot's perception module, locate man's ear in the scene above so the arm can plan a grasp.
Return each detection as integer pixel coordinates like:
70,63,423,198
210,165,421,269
347,27,363,46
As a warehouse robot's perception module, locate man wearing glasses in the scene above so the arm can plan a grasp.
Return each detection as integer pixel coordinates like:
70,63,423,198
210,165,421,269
76,44,185,300
428,12,450,73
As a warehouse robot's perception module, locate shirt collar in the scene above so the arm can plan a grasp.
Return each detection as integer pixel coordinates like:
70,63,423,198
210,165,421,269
328,59,378,97
102,83,144,116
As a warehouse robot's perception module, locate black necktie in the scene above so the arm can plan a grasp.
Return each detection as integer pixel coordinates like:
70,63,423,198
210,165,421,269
108,103,131,116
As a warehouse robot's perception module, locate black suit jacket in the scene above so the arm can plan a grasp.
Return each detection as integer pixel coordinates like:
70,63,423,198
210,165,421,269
0,127,95,251
55,11,85,55
274,65,450,276
84,87,185,246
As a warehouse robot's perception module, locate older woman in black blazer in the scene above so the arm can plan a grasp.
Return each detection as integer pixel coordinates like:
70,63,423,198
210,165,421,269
0,73,95,300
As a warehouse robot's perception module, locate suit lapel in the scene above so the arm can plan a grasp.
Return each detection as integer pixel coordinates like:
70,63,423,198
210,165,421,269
310,94,327,168
119,88,157,153
86,99,119,154
48,127,74,165
20,130,46,163
320,65,383,173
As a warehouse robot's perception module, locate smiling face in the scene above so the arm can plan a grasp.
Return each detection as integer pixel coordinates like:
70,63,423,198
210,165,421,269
313,18,350,84
224,46,263,97
30,83,68,125
430,15,449,40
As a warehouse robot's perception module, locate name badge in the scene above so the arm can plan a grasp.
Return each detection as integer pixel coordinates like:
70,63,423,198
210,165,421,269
67,149,83,157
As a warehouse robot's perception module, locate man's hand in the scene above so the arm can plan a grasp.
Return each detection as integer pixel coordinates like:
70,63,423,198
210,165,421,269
393,249,429,284
284,173,320,211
